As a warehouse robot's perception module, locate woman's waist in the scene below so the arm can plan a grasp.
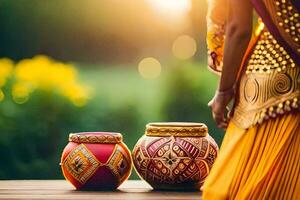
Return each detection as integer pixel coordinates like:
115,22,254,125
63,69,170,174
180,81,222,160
232,64,300,129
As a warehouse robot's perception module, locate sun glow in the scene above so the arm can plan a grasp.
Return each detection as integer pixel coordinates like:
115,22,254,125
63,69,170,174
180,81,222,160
147,0,191,17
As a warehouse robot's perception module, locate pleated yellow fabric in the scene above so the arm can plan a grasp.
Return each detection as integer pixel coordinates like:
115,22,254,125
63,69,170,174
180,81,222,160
202,112,300,200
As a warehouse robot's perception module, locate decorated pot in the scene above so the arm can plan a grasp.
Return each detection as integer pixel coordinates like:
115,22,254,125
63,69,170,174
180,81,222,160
132,122,218,190
60,132,132,190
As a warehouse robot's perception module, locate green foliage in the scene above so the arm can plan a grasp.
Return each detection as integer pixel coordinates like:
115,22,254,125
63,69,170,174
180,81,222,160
0,88,79,178
0,61,224,180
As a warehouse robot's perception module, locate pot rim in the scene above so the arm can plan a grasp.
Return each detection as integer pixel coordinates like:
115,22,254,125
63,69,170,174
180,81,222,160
147,122,205,127
68,132,123,144
145,122,208,137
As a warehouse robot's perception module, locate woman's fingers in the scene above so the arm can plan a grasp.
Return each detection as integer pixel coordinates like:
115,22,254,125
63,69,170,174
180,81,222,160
218,121,228,129
215,116,228,129
212,111,227,127
208,89,235,129
209,100,229,129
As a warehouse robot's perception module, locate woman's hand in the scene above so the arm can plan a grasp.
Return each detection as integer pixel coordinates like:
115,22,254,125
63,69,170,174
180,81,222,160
208,89,234,129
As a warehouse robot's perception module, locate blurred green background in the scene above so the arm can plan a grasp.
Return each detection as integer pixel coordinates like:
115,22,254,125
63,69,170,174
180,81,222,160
0,0,223,180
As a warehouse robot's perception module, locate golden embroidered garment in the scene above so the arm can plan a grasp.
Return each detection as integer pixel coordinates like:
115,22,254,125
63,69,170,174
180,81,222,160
232,25,300,129
203,0,300,199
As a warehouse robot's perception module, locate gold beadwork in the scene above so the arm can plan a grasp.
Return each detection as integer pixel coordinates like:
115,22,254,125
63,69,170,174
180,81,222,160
273,0,300,54
284,100,291,111
245,28,296,74
292,98,299,108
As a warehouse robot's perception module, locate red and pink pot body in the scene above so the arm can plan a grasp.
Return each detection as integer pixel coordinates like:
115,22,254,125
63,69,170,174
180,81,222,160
61,132,132,190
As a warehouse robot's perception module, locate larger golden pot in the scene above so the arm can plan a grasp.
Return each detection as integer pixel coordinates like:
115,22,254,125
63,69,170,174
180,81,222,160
132,122,218,190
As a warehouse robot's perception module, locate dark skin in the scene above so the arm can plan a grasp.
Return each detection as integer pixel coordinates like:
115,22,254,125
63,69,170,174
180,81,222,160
208,0,253,129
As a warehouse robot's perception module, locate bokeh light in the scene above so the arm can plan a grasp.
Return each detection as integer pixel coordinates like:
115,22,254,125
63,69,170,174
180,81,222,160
138,57,162,79
172,35,197,60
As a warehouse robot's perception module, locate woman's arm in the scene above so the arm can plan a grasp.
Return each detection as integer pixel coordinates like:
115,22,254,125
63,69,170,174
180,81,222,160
219,0,253,91
209,0,253,128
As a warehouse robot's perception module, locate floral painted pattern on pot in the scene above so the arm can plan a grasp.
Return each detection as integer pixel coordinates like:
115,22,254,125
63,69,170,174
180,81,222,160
132,123,219,190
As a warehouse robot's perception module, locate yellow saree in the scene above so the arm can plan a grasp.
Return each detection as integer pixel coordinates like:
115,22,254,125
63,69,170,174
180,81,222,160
203,112,300,199
203,0,300,199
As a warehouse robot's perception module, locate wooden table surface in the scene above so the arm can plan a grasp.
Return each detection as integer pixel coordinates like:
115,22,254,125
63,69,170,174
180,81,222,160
0,180,202,200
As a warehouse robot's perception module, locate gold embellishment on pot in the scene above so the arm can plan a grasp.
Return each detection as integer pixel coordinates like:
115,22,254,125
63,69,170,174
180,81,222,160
69,133,123,144
145,122,208,137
